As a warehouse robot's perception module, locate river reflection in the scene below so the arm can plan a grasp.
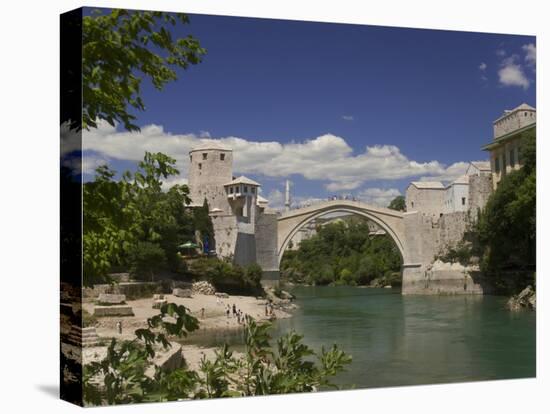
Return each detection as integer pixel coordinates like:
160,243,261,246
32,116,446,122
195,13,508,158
181,286,535,389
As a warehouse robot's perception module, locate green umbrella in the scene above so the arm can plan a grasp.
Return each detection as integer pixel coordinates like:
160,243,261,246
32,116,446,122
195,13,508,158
179,241,199,249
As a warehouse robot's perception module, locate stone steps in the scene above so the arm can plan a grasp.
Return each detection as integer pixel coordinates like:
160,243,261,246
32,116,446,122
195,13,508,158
65,326,101,347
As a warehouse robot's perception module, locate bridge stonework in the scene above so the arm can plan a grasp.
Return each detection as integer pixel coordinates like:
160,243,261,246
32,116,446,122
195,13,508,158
275,200,438,294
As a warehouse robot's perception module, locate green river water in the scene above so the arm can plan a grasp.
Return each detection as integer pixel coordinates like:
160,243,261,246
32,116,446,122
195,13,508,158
188,285,536,389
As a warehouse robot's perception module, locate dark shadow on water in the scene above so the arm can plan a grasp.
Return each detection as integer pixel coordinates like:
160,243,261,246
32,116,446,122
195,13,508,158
36,383,59,399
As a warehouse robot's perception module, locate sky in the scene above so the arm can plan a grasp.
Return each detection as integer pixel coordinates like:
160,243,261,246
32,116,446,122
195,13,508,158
82,9,536,209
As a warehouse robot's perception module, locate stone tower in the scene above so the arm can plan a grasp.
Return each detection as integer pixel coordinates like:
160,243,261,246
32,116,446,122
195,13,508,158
188,142,233,213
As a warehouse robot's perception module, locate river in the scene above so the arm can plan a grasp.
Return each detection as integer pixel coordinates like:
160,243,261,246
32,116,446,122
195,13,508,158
190,286,536,389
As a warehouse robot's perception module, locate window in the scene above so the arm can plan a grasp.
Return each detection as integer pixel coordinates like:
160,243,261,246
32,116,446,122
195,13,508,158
190,155,192,162
509,148,515,167
244,186,248,193
501,154,506,175
411,201,414,208
202,153,207,160
494,156,500,173
462,197,466,206
525,112,528,116
229,187,233,194
198,163,202,170
220,153,225,161
251,187,255,194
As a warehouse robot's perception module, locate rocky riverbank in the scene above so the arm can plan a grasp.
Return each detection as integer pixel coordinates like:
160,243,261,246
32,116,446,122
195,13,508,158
507,285,536,311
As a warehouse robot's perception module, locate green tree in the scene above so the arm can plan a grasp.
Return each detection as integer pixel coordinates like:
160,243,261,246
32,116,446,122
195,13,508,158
80,9,206,131
281,218,401,286
128,241,167,281
193,199,216,252
470,129,536,289
388,195,406,211
83,152,192,286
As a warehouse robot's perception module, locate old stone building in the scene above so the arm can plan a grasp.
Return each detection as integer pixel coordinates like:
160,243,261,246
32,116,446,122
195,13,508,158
405,181,445,217
406,160,493,221
187,142,279,279
482,103,536,189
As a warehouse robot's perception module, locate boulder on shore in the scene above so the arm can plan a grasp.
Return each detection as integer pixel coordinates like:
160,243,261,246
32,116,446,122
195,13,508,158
192,281,216,295
172,288,192,298
507,285,536,311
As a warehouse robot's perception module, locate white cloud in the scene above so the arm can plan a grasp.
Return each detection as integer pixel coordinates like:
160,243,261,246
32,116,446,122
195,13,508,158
265,189,284,209
479,62,487,71
356,188,401,207
496,49,506,57
498,63,530,89
522,43,536,66
82,153,110,175
494,50,532,90
293,195,325,208
326,180,364,192
83,120,462,191
341,115,354,121
161,177,189,191
418,161,470,183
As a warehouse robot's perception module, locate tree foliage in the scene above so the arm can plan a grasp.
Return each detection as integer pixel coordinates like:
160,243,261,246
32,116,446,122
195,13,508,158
281,219,402,286
388,195,406,212
188,257,264,295
81,9,206,131
83,307,351,405
469,129,536,288
83,152,193,286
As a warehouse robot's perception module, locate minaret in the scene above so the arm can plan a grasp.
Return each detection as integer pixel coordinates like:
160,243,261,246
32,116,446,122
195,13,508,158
285,180,291,211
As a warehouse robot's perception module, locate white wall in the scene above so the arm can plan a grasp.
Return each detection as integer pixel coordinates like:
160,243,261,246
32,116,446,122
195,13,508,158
443,183,469,213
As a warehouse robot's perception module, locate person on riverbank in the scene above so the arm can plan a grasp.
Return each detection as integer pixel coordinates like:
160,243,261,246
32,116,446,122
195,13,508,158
232,304,237,317
265,303,269,316
116,321,122,335
200,307,205,319
226,305,230,318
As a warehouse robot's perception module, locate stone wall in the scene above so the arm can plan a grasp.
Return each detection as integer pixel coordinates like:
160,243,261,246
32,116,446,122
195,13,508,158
234,233,256,267
255,212,279,276
437,211,469,255
211,214,238,258
468,174,493,219
402,211,485,295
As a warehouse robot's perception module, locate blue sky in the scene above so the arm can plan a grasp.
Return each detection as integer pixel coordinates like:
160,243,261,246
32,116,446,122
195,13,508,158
82,9,536,208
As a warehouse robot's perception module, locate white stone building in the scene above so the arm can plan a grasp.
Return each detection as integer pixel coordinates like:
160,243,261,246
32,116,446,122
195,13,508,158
443,175,469,214
482,103,536,189
406,162,492,218
187,142,279,279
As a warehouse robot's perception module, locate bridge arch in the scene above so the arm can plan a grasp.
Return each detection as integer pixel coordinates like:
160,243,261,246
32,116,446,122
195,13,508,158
277,200,407,266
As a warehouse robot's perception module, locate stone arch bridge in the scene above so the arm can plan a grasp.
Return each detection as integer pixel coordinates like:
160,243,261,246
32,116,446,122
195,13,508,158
275,200,427,294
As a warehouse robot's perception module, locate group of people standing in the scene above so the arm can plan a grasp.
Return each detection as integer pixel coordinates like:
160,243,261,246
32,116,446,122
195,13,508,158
225,303,249,325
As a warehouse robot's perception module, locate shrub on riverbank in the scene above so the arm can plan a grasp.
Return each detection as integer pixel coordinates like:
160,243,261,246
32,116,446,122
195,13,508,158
188,257,264,295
